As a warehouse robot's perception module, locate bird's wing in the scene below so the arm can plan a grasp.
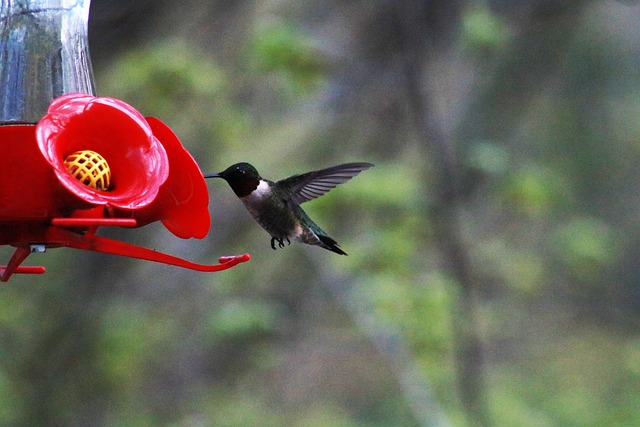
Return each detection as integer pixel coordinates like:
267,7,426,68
279,162,374,205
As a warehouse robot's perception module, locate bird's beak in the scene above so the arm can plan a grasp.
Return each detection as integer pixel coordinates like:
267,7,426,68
203,173,221,179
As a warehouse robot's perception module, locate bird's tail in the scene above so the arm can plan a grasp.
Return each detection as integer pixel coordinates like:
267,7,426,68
296,206,348,255
316,233,348,256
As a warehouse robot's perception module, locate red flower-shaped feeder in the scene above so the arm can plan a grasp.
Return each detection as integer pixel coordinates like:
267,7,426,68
0,93,249,282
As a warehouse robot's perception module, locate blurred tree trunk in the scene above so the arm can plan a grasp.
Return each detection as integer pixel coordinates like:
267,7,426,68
389,2,490,426
391,2,590,425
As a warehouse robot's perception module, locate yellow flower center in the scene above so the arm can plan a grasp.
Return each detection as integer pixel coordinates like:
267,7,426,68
64,150,111,191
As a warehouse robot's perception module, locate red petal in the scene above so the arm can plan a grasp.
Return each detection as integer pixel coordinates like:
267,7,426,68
135,117,211,239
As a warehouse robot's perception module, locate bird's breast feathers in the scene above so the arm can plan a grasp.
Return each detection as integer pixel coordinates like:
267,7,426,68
240,180,274,219
243,180,272,202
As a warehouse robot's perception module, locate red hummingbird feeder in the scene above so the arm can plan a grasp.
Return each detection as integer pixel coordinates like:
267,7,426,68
0,1,249,282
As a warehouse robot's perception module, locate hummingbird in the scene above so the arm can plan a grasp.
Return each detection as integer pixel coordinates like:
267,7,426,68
205,162,374,255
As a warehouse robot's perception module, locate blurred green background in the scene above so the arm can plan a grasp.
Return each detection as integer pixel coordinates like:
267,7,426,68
2,0,640,425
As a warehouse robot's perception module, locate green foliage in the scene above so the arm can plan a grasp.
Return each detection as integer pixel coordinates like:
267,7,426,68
465,140,510,177
250,21,326,95
97,39,251,163
96,302,169,388
190,391,284,427
0,367,25,425
488,330,640,426
501,164,568,216
461,6,510,52
475,239,546,293
553,217,618,281
206,299,280,339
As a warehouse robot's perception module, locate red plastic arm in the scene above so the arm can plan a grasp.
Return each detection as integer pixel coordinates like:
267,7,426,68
47,227,250,272
0,246,46,282
51,218,137,227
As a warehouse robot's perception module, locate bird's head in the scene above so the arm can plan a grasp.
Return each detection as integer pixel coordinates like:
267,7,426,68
205,162,262,197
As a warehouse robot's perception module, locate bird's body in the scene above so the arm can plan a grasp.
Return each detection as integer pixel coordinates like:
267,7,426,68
205,162,374,255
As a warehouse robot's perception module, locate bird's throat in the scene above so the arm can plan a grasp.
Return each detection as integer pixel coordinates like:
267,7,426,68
242,180,271,201
229,178,261,198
